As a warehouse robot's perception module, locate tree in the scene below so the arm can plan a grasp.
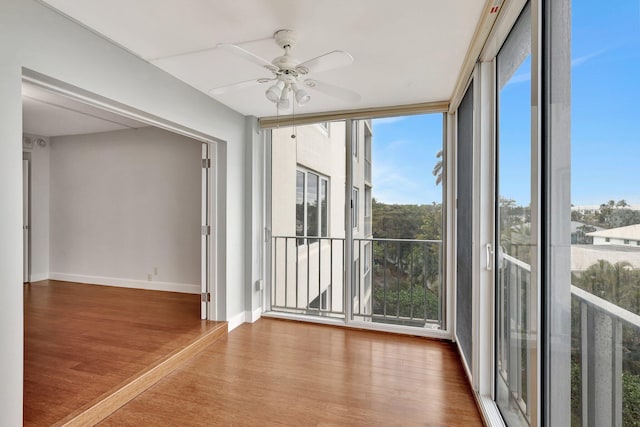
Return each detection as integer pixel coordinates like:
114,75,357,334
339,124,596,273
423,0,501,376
432,149,443,186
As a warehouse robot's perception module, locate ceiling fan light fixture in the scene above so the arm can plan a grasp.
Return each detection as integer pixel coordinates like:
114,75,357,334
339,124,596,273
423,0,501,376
292,83,310,105
265,80,285,103
277,84,291,109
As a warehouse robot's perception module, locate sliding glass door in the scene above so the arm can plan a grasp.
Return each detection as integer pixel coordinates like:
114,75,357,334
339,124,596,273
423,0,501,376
495,3,535,426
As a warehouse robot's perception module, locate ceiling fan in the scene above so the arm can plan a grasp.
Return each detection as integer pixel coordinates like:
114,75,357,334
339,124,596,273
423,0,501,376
210,29,360,110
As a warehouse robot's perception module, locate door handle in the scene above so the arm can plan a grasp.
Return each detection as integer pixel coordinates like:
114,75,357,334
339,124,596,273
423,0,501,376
486,243,494,271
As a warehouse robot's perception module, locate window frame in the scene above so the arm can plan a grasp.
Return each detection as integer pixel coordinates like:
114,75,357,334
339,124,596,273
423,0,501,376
296,167,330,244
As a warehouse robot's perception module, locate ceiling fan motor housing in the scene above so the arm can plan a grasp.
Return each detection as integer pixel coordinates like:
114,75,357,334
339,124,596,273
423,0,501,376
274,29,296,49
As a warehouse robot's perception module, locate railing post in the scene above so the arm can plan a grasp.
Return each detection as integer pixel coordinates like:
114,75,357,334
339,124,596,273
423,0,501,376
586,304,620,427
580,301,588,426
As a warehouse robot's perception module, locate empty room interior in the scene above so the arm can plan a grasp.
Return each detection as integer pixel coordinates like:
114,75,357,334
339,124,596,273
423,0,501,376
1,0,638,426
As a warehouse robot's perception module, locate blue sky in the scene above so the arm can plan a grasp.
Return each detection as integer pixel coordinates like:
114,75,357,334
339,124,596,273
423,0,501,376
373,0,640,207
372,114,442,205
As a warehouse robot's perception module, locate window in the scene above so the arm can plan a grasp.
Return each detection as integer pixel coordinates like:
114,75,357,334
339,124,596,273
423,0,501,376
352,187,359,229
624,239,630,245
605,238,610,242
364,186,372,236
296,169,329,244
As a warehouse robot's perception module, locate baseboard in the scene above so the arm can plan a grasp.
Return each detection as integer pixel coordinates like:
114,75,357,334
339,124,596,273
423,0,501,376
247,307,262,323
227,311,246,332
29,273,49,282
48,273,200,294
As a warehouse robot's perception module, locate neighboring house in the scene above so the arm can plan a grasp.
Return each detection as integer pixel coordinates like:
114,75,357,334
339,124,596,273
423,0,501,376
570,221,604,244
271,120,373,316
587,223,640,247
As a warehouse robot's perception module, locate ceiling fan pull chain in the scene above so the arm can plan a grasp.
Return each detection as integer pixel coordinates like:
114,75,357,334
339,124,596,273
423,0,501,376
291,95,296,139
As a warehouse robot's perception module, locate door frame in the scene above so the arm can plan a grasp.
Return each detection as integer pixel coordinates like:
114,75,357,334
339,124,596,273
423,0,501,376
22,154,31,283
22,68,225,321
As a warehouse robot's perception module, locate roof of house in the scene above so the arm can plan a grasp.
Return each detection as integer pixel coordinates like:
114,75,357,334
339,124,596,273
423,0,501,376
587,223,640,240
571,245,640,271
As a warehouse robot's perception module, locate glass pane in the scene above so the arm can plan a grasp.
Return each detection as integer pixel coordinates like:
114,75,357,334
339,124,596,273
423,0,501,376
320,179,328,237
270,121,346,318
496,3,533,426
569,0,640,425
296,171,304,240
307,173,319,237
352,114,444,329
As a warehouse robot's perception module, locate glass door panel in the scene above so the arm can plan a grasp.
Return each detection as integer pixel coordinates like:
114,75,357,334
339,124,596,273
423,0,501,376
496,3,534,426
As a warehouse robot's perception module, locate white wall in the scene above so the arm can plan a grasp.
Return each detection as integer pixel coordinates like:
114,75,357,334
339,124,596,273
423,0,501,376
0,1,247,424
24,134,51,282
49,127,201,292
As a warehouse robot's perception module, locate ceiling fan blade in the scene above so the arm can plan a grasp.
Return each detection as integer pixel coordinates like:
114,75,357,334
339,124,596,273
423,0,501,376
296,51,354,74
303,79,361,103
218,43,278,72
209,78,273,95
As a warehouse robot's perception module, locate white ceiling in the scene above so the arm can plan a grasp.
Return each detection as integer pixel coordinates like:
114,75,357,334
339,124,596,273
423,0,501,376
41,0,487,118
23,83,148,137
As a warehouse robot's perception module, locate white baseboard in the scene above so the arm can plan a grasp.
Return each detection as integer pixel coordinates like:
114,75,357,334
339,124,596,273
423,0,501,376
247,307,262,323
227,311,246,332
48,273,200,294
29,273,49,283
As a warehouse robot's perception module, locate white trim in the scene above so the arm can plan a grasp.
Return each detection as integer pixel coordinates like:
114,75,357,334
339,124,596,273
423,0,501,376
48,273,200,294
446,111,457,340
246,307,263,323
263,312,451,340
22,69,223,144
227,311,246,332
476,59,497,400
29,273,49,283
471,64,482,392
477,395,507,427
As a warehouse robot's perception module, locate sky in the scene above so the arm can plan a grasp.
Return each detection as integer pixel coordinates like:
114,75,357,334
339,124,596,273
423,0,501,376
372,0,640,207
371,114,442,205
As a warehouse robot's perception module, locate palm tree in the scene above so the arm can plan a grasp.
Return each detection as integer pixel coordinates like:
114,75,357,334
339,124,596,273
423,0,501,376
432,150,443,186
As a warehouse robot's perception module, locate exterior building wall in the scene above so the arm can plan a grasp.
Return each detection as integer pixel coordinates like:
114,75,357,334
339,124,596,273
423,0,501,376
592,236,640,246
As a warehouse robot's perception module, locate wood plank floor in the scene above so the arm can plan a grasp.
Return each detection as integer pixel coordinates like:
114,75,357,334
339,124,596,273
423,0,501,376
101,318,483,426
24,280,225,427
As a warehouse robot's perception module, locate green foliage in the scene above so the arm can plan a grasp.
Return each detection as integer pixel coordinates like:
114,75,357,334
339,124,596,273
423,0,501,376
372,272,440,321
623,372,640,427
368,201,443,325
371,199,442,240
573,199,640,229
574,260,640,315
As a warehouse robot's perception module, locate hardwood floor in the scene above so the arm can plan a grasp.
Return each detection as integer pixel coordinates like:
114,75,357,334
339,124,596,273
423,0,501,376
24,280,225,427
101,318,483,426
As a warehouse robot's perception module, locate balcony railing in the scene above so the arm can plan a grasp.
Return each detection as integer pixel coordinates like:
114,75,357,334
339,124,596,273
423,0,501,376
270,236,443,329
501,253,640,426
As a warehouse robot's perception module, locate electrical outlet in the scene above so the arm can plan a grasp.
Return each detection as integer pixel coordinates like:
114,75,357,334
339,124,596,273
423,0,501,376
147,274,152,281
154,267,158,275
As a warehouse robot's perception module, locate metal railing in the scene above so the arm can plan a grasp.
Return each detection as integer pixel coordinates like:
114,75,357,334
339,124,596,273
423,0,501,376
500,253,640,426
572,285,640,426
271,236,345,317
497,253,532,423
270,236,444,329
